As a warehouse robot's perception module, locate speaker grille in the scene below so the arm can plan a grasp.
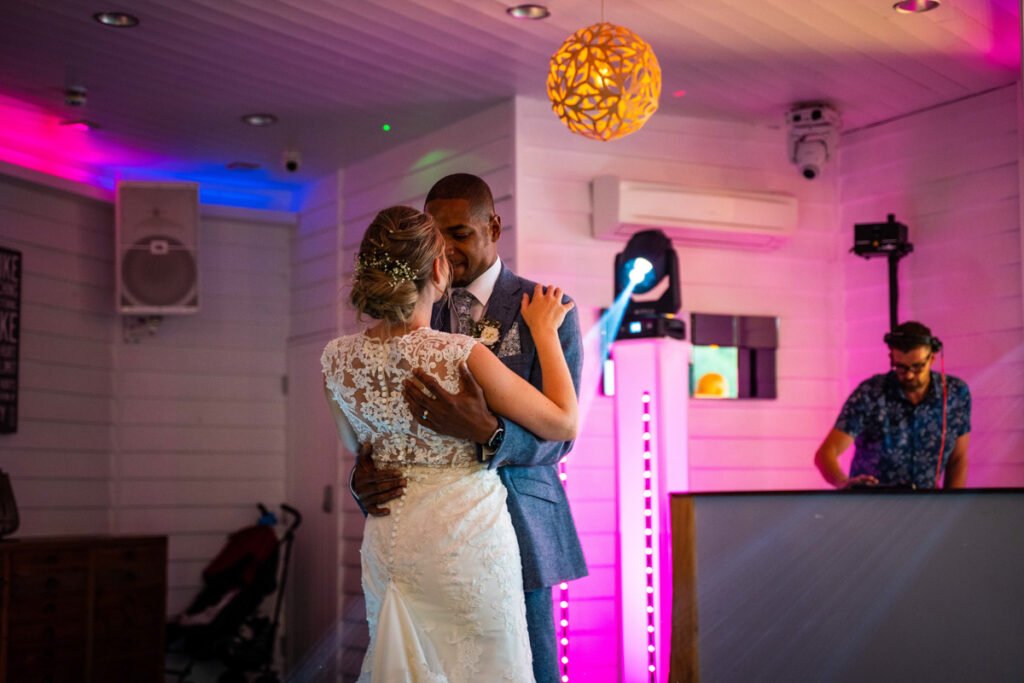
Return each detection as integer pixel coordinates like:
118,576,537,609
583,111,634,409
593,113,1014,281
121,236,197,307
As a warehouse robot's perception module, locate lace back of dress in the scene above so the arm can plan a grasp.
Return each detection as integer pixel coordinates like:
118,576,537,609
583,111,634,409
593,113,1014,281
323,329,477,468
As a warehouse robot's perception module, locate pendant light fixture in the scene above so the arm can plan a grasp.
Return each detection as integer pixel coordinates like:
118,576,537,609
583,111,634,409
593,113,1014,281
546,4,661,141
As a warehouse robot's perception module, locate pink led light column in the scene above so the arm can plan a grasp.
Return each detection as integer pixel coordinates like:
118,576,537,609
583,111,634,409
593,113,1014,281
613,338,690,682
558,459,571,682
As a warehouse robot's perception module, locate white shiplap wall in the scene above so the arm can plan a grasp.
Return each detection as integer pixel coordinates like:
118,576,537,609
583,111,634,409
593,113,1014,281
0,173,115,535
114,208,292,615
513,95,847,678
839,84,1024,487
0,171,293,620
285,172,345,675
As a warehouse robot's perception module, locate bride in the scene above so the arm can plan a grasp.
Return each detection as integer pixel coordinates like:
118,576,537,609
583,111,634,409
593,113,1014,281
321,205,578,682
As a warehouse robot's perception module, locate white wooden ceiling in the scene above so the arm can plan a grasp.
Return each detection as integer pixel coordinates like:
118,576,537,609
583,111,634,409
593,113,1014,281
0,0,1019,184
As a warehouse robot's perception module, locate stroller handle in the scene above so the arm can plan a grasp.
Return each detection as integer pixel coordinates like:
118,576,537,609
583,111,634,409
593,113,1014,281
280,503,302,533
255,502,303,534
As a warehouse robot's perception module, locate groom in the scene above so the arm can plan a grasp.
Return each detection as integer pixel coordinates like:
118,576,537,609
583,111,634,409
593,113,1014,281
352,173,588,683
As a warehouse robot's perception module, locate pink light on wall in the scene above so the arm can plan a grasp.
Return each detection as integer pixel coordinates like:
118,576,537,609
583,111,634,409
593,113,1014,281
0,93,154,187
981,0,1021,69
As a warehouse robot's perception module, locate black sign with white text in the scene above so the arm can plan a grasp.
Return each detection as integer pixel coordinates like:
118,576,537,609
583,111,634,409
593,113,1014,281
0,247,20,433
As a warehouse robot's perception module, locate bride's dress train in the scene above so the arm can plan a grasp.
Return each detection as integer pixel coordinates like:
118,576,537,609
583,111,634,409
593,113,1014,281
322,329,533,683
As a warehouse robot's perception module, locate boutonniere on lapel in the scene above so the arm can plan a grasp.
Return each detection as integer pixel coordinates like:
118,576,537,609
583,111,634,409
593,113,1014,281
473,318,501,347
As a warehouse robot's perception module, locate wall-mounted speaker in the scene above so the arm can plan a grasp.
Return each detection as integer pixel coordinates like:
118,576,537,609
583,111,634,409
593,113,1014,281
116,182,199,314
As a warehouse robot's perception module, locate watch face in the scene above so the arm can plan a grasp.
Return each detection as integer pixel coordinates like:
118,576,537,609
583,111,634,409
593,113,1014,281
488,428,505,450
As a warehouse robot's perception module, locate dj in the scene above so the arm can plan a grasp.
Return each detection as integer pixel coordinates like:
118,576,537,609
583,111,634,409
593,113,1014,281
814,321,971,489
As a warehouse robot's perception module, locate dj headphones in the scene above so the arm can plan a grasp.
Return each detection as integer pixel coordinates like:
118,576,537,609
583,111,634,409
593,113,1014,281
883,330,943,353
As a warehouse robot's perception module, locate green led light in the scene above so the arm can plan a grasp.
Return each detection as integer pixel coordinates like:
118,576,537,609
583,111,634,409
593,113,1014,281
382,124,391,132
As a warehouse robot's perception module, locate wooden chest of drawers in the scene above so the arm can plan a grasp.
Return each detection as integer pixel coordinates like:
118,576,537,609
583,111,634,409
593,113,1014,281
0,535,167,683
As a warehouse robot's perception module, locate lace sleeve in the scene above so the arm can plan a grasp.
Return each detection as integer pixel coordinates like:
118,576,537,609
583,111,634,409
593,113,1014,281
320,338,340,378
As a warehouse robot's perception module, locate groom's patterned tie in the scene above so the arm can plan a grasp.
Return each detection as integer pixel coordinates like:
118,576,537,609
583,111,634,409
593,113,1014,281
451,288,477,336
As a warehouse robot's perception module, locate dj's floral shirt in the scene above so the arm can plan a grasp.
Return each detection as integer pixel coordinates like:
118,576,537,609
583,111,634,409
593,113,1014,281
835,371,971,489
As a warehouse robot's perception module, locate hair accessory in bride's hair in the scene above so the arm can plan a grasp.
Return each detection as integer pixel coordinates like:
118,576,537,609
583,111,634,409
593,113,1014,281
355,251,417,284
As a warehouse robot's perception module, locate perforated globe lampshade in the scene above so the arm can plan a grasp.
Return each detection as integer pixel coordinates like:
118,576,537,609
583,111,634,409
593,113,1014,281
547,22,661,141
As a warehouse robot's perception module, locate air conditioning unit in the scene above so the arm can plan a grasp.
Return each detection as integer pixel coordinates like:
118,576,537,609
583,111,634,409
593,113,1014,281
116,181,199,314
592,176,798,249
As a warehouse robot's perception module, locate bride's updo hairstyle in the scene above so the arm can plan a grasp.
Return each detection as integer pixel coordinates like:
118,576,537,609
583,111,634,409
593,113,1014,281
350,205,447,325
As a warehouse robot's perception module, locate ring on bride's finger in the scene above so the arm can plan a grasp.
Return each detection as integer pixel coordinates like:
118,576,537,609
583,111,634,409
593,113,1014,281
421,410,428,420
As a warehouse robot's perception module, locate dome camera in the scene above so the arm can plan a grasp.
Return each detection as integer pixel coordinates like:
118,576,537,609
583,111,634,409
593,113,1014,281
793,138,828,180
785,103,840,181
283,149,301,173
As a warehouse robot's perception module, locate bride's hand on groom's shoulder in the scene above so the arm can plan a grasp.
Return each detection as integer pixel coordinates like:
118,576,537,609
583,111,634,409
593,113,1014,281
521,284,574,334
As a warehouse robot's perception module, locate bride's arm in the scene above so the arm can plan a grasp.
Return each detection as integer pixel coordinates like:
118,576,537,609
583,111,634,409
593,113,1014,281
323,379,360,453
466,285,578,442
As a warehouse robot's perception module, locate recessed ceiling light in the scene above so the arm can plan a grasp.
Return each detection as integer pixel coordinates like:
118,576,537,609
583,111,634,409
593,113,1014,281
93,12,140,27
893,0,940,13
506,4,550,20
226,161,261,171
241,113,278,127
61,119,100,131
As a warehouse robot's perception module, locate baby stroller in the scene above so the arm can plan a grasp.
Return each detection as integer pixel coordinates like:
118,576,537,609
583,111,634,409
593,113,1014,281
167,503,302,683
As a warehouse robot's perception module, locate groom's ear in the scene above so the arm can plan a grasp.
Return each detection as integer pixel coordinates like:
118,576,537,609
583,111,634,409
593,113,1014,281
488,214,502,242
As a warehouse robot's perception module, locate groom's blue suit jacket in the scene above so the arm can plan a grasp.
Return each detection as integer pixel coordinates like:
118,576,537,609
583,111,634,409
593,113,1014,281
434,264,588,591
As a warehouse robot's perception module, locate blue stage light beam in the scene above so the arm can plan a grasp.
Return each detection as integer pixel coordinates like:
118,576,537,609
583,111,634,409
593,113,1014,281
576,275,644,419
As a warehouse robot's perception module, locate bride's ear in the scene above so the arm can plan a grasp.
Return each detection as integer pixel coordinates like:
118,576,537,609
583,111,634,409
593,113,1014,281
431,256,449,295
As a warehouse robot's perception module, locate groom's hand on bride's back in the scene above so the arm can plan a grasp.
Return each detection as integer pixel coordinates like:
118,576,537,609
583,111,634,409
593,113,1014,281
352,443,406,517
404,365,499,446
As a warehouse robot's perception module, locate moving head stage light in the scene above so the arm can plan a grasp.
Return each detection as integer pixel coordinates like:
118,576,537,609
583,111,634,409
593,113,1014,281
853,213,912,258
613,229,685,340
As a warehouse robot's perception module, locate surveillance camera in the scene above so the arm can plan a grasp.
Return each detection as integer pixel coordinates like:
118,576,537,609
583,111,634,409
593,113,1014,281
792,136,829,181
283,150,301,173
786,103,840,180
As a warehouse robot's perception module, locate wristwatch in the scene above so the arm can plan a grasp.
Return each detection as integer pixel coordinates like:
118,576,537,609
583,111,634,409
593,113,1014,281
485,417,506,451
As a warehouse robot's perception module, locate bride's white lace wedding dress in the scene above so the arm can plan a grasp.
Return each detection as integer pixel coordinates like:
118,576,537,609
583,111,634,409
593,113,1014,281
321,327,533,683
